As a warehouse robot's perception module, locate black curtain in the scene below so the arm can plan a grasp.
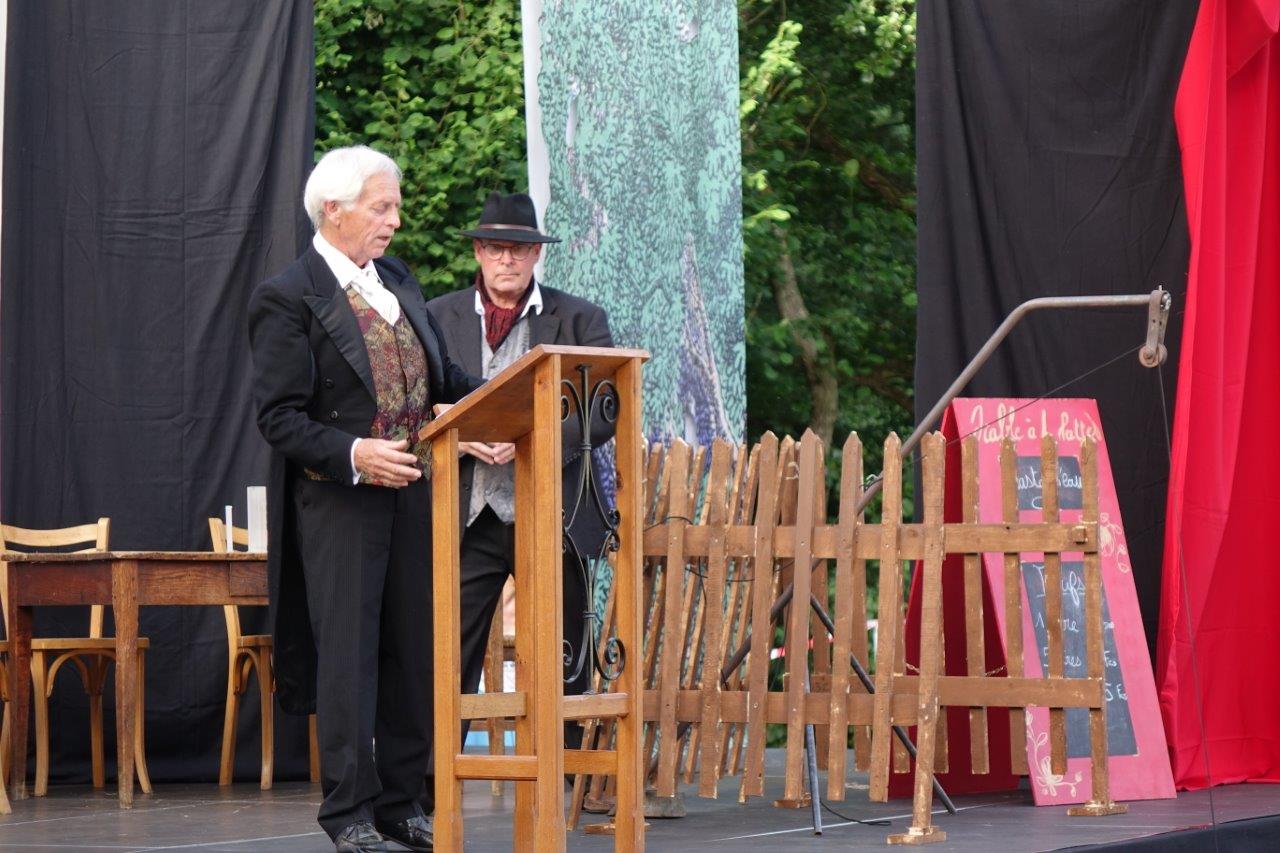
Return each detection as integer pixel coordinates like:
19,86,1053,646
914,0,1199,647
2,1,314,783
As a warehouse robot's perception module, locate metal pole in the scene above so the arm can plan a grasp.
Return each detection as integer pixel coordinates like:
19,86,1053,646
803,666,824,834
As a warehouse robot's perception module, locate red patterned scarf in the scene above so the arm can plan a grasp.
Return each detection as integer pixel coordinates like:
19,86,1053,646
476,272,534,350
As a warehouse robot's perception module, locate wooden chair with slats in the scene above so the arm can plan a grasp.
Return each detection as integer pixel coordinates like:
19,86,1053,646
208,518,319,788
479,576,517,790
0,518,151,797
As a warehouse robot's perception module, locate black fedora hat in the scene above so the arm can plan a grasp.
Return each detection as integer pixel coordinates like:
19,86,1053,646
460,191,561,244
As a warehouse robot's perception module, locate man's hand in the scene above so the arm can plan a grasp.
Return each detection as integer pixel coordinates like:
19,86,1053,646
459,441,516,466
354,438,422,487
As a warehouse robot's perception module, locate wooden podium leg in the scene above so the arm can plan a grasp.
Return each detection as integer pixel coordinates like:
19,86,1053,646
612,358,646,851
529,357,566,850
432,431,465,851
513,431,537,849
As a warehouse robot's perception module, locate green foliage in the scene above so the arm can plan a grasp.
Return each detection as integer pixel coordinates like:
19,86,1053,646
314,0,529,298
315,1,919,462
740,1,917,472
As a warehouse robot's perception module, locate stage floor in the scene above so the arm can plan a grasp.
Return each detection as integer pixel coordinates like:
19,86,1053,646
1,750,1277,851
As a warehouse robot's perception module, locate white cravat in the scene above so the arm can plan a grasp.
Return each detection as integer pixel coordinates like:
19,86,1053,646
312,232,401,325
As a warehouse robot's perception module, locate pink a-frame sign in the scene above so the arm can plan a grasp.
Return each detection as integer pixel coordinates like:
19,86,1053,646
947,398,1174,804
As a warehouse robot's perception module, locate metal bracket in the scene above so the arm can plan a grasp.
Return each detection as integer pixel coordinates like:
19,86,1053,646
1139,287,1171,368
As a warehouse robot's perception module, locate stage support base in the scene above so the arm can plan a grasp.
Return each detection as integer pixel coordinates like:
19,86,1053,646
888,826,947,845
1068,801,1129,817
644,792,685,818
772,795,812,810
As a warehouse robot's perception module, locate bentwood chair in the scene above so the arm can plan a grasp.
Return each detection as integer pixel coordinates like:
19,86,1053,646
207,518,319,788
0,518,151,796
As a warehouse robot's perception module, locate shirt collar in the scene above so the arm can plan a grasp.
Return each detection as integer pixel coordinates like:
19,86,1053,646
313,232,381,289
473,278,543,319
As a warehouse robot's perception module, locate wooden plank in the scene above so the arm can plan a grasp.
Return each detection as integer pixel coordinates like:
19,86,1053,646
601,379,648,853
740,433,781,800
678,444,709,785
529,356,566,849
638,552,665,792
926,676,1101,708
228,562,268,597
562,692,632,721
112,560,140,808
461,692,525,720
482,586,507,796
431,430,465,850
512,430,538,843
1001,440,1029,775
643,688,917,725
456,755,539,781
810,443,832,771
827,433,861,797
567,749,619,777
654,441,692,798
962,437,989,773
698,442,733,797
898,434,947,840
635,442,668,795
642,521,1095,562
868,433,903,802
2,550,267,563
711,443,747,779
1042,436,1067,776
723,445,761,778
781,431,820,803
1079,438,1118,811
569,573,617,830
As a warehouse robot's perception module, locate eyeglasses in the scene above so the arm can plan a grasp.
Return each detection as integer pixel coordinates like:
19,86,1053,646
479,241,536,261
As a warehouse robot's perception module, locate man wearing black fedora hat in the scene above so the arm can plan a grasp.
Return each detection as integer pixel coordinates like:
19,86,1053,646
426,191,615,748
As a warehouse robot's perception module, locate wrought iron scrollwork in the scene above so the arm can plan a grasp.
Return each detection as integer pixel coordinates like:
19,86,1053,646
560,363,625,686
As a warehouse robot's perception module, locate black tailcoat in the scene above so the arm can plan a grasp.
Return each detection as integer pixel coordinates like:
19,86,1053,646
248,247,480,714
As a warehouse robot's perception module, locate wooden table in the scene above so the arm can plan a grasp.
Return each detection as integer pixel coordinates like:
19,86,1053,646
3,551,267,806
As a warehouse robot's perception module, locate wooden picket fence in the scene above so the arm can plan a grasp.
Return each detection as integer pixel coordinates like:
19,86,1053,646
481,429,1127,844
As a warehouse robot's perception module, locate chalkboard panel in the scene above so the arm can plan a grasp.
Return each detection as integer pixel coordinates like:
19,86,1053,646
1015,455,1083,511
1021,560,1137,757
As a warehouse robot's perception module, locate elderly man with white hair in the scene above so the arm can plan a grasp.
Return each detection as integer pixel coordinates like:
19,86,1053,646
249,145,480,852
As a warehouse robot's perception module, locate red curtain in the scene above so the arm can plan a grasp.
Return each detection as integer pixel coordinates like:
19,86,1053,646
1159,0,1280,789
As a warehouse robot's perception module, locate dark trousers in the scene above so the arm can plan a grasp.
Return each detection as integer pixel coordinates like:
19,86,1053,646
293,477,433,839
457,506,590,747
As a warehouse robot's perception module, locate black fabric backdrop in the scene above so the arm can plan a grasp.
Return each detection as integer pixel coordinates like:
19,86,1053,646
914,0,1198,648
1,1,314,783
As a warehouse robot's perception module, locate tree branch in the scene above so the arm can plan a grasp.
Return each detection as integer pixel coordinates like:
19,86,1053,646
770,223,838,446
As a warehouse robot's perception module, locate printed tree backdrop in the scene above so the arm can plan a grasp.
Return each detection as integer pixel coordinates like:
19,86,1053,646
535,0,746,443
314,0,916,455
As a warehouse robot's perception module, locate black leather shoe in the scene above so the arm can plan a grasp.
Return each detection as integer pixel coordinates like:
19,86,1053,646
334,820,409,852
375,813,434,852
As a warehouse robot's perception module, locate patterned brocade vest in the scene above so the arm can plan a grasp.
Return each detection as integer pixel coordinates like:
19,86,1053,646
307,288,432,486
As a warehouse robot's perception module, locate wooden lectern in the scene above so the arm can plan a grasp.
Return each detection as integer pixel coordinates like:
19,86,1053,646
420,345,648,851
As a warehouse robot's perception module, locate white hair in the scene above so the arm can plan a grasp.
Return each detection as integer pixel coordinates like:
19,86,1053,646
303,146,402,230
